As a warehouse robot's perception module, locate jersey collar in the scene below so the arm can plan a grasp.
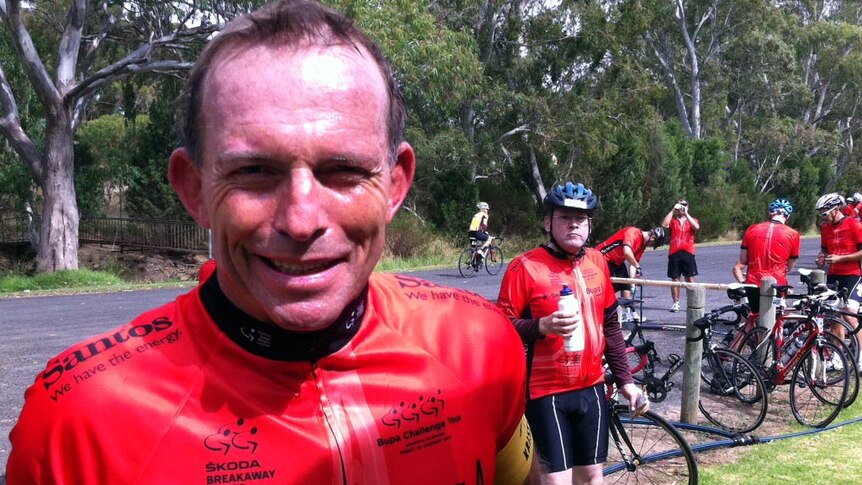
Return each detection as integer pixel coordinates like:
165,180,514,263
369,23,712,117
199,273,366,362
541,242,585,260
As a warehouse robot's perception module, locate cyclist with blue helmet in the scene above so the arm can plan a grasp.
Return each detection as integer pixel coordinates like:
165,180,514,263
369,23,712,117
732,198,801,287
497,181,646,484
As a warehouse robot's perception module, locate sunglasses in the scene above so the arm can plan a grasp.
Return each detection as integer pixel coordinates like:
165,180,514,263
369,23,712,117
818,207,836,218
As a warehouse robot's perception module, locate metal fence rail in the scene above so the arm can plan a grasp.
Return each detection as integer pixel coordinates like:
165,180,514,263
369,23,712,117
0,216,208,252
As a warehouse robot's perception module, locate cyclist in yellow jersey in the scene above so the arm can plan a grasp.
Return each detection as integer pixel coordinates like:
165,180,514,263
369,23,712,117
469,201,494,253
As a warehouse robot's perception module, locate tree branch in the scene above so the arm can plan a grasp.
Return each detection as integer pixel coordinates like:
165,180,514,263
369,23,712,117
0,64,44,180
0,0,61,109
57,0,88,95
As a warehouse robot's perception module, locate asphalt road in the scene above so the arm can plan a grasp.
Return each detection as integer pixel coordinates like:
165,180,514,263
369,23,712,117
0,237,823,478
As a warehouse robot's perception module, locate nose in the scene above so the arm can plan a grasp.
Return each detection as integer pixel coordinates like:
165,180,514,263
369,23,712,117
273,168,325,242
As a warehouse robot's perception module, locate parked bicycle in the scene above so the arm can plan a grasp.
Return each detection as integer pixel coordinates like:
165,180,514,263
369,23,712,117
736,284,857,427
714,275,859,366
457,237,504,278
602,380,699,483
624,310,768,434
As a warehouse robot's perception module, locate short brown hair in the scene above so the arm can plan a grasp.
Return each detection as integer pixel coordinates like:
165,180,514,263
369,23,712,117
175,0,406,166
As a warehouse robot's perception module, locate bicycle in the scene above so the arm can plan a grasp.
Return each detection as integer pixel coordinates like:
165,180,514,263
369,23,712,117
736,286,855,427
715,275,859,365
457,237,504,278
602,380,699,483
622,313,688,404
623,309,769,434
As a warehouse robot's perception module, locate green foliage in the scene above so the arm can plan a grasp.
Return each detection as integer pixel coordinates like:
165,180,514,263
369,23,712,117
74,114,138,215
123,78,190,220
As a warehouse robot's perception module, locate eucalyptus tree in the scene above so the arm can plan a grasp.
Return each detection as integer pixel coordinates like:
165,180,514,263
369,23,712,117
0,1,260,272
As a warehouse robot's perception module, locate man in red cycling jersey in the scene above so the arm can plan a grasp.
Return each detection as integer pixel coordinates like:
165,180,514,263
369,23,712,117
7,2,538,483
497,181,647,485
816,193,862,363
662,199,700,312
595,226,666,321
732,198,800,288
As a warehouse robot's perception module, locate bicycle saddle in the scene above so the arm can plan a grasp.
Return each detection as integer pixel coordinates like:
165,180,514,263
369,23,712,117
725,283,757,301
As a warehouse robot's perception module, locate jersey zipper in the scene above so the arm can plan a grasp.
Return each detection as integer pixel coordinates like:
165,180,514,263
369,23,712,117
312,363,348,485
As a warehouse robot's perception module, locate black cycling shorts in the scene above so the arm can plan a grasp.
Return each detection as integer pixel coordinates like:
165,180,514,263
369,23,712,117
468,230,489,243
667,251,698,279
827,274,862,311
607,261,632,292
525,383,608,472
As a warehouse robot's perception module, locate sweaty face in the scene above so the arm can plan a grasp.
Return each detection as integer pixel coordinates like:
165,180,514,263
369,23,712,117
173,43,413,331
544,208,591,254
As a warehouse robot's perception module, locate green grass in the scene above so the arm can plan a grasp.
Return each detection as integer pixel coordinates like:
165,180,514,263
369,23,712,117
0,269,125,293
699,397,862,484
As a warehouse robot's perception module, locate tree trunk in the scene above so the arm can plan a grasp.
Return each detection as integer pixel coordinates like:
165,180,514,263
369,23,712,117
36,121,79,272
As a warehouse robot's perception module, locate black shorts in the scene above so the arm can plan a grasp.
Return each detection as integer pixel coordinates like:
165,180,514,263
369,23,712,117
468,230,489,243
668,251,698,279
607,261,632,292
827,275,862,311
525,383,608,472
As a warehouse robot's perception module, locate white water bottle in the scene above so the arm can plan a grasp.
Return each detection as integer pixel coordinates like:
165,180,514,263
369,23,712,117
559,285,584,352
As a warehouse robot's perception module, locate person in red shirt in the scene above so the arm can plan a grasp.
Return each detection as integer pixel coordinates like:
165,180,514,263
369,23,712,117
853,193,862,219
595,226,666,320
662,199,700,312
497,181,647,485
6,2,538,483
816,193,862,359
732,198,800,288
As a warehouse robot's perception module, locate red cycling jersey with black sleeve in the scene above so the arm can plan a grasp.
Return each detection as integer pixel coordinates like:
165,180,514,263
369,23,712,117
595,227,645,266
496,246,631,400
821,216,862,276
741,220,801,286
7,273,527,484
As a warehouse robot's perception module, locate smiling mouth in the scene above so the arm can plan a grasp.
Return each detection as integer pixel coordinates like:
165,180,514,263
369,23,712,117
264,257,338,276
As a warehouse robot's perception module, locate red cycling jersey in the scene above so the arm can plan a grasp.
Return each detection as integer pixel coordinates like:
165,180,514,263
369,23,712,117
740,221,801,285
842,204,858,219
821,216,862,276
7,273,527,484
496,246,622,400
669,217,698,255
595,227,645,266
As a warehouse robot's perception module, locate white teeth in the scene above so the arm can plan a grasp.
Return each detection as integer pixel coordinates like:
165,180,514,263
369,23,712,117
270,259,331,275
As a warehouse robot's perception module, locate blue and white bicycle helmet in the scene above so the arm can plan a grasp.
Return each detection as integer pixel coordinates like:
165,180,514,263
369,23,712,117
477,202,489,210
768,198,793,216
543,182,599,214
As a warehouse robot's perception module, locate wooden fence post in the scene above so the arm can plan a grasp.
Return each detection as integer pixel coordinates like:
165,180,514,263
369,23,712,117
680,285,705,423
758,277,776,331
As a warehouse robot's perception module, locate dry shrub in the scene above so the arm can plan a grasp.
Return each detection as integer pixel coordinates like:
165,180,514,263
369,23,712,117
385,214,426,258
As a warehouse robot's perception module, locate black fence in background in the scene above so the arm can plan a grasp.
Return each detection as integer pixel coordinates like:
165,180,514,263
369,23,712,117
0,216,208,252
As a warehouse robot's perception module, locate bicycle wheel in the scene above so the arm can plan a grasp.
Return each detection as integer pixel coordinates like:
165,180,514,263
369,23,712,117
457,248,478,278
698,348,768,434
789,340,849,428
485,246,504,275
736,326,776,374
820,333,859,407
604,405,698,484
822,315,860,371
